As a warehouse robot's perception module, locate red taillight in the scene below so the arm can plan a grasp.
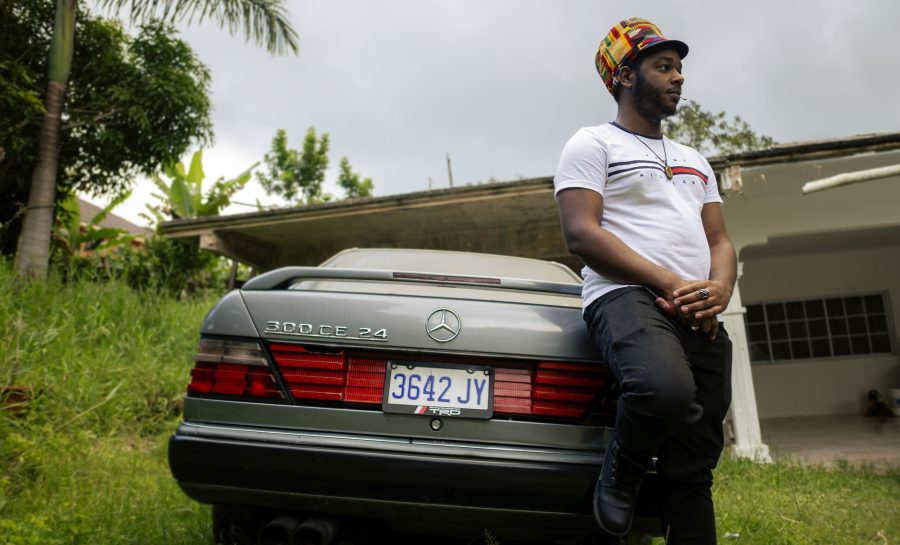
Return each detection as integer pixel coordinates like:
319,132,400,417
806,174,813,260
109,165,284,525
531,361,606,417
346,357,388,403
493,361,607,418
271,344,345,400
269,345,387,404
188,340,284,399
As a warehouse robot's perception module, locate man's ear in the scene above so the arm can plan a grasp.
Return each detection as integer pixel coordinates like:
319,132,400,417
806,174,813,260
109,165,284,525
618,65,635,90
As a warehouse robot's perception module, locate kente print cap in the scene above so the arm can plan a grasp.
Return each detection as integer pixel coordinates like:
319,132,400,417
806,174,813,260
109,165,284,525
595,17,689,94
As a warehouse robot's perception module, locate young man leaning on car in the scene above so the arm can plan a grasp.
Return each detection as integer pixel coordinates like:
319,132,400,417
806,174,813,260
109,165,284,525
554,17,736,544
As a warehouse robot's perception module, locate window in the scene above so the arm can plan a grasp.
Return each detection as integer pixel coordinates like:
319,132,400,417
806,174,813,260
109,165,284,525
745,293,893,364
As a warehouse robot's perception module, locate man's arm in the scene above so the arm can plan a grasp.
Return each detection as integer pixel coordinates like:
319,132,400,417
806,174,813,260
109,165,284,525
672,202,737,337
556,188,686,299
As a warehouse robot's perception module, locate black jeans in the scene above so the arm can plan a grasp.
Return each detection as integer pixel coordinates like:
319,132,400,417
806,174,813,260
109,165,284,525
584,287,732,544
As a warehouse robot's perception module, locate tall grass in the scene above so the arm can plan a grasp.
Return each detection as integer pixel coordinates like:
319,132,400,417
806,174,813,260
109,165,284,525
0,262,215,544
1,263,214,434
1,262,898,545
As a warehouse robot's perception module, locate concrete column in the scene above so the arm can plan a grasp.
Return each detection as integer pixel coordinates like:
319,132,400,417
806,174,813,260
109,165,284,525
721,262,771,462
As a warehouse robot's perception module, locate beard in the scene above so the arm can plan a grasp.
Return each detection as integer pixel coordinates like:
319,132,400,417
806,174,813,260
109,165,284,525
632,74,677,121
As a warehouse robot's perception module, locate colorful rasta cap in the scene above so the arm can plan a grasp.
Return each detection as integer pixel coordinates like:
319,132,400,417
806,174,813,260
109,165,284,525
595,17,689,94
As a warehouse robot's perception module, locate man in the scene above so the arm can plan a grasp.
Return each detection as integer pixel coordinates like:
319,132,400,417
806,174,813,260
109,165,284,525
553,17,736,544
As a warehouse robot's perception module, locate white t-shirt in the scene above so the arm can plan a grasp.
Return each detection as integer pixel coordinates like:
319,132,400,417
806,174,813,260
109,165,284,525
553,122,722,311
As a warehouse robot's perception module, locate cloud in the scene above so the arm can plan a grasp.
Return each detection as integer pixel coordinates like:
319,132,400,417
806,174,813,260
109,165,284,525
94,0,900,223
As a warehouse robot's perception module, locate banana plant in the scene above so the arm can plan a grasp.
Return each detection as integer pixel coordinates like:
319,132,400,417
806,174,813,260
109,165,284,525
53,191,137,258
144,150,257,226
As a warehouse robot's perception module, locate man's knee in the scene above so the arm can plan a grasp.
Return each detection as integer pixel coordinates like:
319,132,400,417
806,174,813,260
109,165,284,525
621,366,697,423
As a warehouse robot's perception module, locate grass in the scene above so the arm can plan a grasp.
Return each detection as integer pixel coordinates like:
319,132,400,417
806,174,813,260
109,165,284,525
1,262,898,544
0,427,209,544
708,455,899,545
0,263,215,544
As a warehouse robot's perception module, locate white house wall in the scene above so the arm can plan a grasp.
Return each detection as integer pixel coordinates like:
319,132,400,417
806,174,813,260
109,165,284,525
740,246,900,418
722,150,900,252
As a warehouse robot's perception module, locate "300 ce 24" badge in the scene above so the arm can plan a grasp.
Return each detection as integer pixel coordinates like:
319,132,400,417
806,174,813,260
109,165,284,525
264,320,388,342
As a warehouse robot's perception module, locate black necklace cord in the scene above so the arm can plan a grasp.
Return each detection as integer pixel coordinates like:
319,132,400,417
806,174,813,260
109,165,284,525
631,133,673,180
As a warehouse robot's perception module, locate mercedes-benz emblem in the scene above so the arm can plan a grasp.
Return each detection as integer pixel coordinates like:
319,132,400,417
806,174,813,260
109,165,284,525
425,308,461,343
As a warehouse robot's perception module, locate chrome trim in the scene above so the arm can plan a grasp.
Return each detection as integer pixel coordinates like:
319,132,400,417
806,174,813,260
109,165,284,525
425,308,461,342
175,421,603,466
265,330,389,343
183,398,609,451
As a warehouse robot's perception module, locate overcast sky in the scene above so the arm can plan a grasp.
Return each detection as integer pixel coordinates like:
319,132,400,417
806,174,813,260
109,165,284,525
87,0,900,226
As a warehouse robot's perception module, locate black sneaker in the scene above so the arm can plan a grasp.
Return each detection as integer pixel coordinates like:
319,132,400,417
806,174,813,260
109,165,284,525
593,438,651,536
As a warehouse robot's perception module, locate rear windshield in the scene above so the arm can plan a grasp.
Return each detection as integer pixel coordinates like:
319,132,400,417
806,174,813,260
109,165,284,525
321,249,581,284
286,279,582,308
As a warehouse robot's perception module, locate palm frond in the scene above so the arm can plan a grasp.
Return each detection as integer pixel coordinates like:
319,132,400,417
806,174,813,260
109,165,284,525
98,0,299,55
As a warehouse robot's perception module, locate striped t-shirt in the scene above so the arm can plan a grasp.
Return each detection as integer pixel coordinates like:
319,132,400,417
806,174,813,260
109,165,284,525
553,122,722,312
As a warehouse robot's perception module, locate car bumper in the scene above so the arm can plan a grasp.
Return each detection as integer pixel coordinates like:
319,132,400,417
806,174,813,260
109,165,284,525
169,422,661,539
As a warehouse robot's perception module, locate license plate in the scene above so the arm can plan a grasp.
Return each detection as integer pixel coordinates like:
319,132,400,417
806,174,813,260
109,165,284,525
382,361,493,419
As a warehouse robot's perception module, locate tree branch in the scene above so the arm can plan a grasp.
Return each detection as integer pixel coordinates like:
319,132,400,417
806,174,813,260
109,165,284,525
62,108,122,131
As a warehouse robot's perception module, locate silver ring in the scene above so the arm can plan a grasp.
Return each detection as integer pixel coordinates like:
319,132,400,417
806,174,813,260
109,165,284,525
698,288,710,300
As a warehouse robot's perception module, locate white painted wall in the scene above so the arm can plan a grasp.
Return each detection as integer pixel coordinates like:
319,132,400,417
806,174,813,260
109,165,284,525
721,150,900,252
740,246,900,418
751,356,898,417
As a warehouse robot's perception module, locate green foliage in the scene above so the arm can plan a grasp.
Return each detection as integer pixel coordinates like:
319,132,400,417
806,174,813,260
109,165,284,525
98,0,299,56
52,193,136,263
257,127,376,206
0,61,45,167
257,128,331,205
146,150,256,223
0,262,216,434
0,262,214,543
39,179,233,294
664,100,775,156
114,236,227,293
65,19,214,197
135,150,254,294
337,157,374,199
0,0,213,255
50,234,233,295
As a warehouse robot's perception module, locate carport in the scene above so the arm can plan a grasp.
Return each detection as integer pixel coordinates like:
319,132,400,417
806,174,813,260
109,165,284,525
160,177,573,271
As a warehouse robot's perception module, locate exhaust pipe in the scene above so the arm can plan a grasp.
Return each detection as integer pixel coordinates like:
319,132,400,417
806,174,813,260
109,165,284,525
257,515,340,545
294,517,339,545
258,515,303,545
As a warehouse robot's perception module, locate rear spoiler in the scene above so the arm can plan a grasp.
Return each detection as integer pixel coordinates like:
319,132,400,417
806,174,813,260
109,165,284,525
242,267,582,296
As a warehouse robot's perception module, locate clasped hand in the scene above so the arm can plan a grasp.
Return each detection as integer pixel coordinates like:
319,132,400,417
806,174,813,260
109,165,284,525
654,279,731,339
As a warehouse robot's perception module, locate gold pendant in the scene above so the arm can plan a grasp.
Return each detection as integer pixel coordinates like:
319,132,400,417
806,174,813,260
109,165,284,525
665,166,673,180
